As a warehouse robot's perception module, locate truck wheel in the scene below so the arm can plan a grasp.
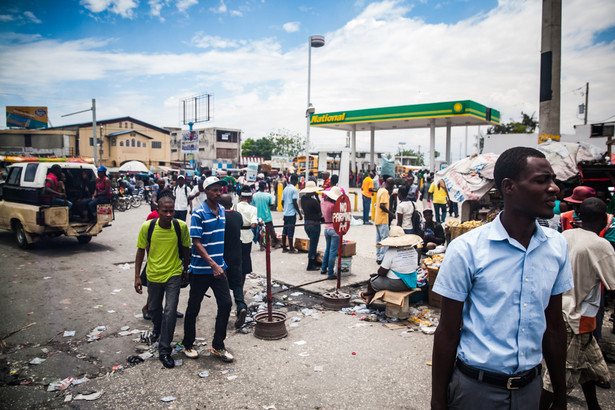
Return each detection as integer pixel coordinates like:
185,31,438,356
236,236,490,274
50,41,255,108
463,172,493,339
15,222,29,249
77,236,92,244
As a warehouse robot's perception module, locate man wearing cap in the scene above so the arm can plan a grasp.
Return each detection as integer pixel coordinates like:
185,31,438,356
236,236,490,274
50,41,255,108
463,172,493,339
173,175,190,222
321,186,343,279
188,177,207,213
432,147,573,410
181,176,234,363
234,185,259,279
252,180,279,248
375,177,396,264
86,165,111,220
561,186,596,231
281,174,303,253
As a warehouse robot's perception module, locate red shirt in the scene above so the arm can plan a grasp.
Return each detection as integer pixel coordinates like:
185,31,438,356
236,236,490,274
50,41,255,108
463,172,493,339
43,172,58,202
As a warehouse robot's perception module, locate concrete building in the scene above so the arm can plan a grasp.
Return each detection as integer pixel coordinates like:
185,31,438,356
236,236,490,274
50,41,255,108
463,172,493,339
167,126,242,170
0,128,77,157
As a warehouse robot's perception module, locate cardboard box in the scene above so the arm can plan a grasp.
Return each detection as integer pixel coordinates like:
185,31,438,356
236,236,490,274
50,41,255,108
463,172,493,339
427,267,441,308
340,241,356,257
294,238,310,252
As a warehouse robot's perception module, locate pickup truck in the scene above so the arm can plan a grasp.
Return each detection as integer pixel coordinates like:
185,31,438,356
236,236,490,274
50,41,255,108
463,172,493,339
0,161,112,248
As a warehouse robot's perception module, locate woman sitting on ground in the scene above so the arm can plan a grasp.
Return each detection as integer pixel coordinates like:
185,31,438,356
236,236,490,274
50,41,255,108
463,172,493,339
360,226,423,304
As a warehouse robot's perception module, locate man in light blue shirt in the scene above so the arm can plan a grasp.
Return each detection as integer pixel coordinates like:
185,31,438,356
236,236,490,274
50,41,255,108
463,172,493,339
281,174,303,253
431,147,573,410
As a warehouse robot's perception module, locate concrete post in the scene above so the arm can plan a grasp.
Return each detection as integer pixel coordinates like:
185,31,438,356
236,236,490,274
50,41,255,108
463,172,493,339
445,121,451,165
370,126,375,169
538,0,562,141
429,119,436,172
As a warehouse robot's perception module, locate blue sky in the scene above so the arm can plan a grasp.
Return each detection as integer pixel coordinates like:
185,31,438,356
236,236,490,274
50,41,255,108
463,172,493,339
1,0,614,160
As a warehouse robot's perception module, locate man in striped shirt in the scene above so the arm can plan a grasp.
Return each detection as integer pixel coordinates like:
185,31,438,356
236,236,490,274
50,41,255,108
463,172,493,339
180,176,234,362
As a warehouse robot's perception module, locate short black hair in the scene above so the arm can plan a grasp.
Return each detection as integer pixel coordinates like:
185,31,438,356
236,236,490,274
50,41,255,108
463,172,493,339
579,197,606,223
290,174,298,184
158,195,175,206
331,174,339,185
398,185,409,199
158,189,175,201
494,147,545,193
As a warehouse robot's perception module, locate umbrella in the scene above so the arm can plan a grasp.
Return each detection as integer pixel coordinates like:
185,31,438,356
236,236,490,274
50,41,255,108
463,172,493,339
119,160,149,173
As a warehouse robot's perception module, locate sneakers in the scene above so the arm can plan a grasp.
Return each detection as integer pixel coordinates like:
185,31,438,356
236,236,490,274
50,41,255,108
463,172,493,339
159,354,175,369
210,347,234,362
177,342,199,359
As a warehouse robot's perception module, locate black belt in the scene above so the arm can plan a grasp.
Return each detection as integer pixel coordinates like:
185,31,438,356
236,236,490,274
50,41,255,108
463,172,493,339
456,360,541,390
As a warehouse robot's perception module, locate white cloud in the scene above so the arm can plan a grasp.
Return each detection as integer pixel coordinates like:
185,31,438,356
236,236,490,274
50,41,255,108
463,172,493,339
191,32,242,49
230,9,243,17
80,0,139,18
176,0,198,13
149,0,166,21
283,21,300,33
210,0,227,14
0,14,16,22
23,11,41,24
1,0,614,158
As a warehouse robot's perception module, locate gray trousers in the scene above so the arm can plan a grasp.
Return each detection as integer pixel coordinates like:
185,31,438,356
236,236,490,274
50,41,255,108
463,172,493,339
448,367,542,410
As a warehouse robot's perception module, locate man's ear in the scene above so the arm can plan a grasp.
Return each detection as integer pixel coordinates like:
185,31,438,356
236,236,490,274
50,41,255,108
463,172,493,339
501,178,515,196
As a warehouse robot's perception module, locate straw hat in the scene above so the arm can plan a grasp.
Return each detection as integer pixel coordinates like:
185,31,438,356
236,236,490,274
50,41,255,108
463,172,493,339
376,226,423,248
324,186,342,201
300,180,320,194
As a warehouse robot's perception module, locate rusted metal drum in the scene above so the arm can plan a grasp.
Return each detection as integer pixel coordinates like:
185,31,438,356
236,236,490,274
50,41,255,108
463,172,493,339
322,291,351,310
254,311,288,340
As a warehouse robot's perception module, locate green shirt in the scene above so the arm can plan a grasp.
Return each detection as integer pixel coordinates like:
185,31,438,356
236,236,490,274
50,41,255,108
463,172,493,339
137,219,191,283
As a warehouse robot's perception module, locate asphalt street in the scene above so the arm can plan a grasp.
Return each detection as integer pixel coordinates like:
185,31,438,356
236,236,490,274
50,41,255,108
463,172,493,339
0,202,614,409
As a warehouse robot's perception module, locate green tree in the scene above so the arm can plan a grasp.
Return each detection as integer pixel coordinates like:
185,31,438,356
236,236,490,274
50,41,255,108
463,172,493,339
487,112,537,134
241,137,275,159
397,148,425,166
268,129,305,158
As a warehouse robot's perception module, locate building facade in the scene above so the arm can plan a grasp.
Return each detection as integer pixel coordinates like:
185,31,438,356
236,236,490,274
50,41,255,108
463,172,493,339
167,126,242,169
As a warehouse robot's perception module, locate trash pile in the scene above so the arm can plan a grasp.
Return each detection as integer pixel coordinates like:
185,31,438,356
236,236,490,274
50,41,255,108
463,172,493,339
340,303,439,335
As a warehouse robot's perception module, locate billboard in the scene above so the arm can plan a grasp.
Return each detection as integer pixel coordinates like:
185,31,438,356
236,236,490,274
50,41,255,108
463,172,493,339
181,130,198,153
6,106,48,129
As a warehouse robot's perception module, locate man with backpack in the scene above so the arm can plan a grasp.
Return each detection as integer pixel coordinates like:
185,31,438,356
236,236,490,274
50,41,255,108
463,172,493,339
134,195,191,369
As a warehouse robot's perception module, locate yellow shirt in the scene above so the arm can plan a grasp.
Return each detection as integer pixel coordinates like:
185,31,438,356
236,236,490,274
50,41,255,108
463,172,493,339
361,176,374,198
428,182,448,204
375,187,390,225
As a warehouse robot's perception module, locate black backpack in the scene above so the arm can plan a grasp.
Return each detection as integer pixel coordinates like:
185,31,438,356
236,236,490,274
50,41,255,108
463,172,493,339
139,218,186,286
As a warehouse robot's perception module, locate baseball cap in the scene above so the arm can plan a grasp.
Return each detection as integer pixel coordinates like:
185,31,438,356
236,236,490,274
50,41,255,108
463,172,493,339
97,165,107,173
564,186,596,203
177,174,185,179
203,176,227,189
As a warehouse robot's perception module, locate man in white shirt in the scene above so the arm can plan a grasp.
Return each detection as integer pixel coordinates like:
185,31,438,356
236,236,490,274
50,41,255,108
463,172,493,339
541,197,615,410
188,177,207,213
173,175,190,221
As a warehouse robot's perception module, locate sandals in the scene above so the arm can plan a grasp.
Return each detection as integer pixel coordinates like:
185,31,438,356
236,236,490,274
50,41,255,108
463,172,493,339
359,292,373,304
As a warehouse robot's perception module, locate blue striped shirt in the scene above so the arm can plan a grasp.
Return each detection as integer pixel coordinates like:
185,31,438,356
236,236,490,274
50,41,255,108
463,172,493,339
189,202,227,275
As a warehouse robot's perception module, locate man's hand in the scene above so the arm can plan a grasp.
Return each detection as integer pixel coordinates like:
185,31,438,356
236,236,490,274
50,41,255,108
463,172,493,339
298,213,303,220
212,263,226,279
134,277,143,294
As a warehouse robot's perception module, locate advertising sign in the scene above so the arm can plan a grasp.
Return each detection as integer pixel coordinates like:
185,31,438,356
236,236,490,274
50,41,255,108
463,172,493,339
181,130,198,153
6,106,48,129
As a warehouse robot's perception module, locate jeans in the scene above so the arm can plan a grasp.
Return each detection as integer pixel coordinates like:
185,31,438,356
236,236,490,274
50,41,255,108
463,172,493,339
321,228,339,277
362,195,372,223
46,198,73,209
183,273,232,350
147,275,181,355
241,242,252,275
304,220,321,260
88,195,110,219
226,265,247,313
434,203,447,223
448,201,459,217
175,210,187,222
376,224,389,261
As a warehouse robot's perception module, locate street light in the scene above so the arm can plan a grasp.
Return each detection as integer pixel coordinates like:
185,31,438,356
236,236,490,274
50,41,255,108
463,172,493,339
305,34,325,182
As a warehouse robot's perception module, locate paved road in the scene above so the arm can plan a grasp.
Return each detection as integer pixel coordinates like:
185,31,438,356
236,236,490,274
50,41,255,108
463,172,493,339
0,204,614,409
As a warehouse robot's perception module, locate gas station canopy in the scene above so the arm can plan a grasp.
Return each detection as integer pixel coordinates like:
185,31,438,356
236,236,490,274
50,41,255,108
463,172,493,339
309,100,500,171
310,100,499,131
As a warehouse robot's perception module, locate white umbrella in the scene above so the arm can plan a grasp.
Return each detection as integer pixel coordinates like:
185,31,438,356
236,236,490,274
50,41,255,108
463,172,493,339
119,160,149,173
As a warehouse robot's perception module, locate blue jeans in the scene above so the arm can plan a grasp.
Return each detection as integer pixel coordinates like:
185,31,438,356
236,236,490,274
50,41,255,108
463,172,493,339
434,203,447,223
282,215,297,237
304,220,321,260
88,195,110,219
362,195,372,223
376,224,389,261
321,228,339,277
174,210,187,221
46,198,73,209
147,275,181,355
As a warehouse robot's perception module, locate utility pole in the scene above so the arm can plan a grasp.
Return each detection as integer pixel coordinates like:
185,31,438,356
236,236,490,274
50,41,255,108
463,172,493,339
584,82,589,125
62,98,98,165
538,0,562,142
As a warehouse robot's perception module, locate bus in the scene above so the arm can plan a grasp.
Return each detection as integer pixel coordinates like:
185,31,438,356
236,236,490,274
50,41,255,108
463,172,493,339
293,155,318,174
